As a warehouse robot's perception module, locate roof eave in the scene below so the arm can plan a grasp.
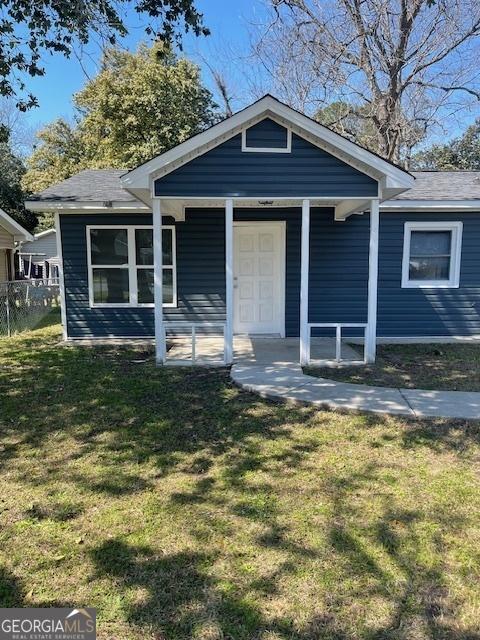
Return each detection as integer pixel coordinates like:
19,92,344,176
25,200,151,213
381,199,480,210
0,208,33,241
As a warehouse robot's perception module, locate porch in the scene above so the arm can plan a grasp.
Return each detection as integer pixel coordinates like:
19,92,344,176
153,197,380,367
166,335,363,367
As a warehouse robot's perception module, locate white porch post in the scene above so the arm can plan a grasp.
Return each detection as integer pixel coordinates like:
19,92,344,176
153,198,166,364
366,198,380,363
225,199,234,365
300,199,310,366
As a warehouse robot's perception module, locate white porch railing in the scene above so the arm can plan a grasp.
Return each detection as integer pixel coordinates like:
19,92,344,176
164,321,228,365
306,322,368,365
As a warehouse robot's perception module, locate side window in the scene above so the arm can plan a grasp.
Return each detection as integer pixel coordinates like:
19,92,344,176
402,222,462,288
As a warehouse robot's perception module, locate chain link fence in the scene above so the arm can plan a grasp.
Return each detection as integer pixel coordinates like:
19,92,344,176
0,279,60,337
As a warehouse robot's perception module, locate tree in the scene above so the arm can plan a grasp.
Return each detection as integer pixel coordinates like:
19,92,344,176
75,44,217,168
251,0,480,165
413,119,480,170
0,138,36,231
22,119,86,194
23,43,217,193
315,101,377,146
0,0,209,110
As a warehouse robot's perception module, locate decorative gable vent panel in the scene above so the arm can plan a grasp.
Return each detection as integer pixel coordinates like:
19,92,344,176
242,118,291,153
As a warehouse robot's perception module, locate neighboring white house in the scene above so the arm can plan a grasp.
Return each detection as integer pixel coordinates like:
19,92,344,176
19,229,59,280
0,208,33,282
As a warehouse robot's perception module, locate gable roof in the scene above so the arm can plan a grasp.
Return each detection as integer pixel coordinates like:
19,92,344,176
121,94,414,203
0,208,33,241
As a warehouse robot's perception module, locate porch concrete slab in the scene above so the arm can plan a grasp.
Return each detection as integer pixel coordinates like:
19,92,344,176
231,365,414,417
401,389,480,420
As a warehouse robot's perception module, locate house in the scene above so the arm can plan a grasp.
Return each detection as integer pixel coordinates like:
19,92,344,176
0,208,33,282
25,95,480,365
19,229,59,280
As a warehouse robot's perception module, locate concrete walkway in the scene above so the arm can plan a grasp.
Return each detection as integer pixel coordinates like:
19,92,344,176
230,363,480,420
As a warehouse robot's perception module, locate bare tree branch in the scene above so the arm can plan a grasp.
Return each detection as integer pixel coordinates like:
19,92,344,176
248,0,480,164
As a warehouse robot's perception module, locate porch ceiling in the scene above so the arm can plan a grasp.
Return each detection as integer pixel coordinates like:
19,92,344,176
160,197,373,222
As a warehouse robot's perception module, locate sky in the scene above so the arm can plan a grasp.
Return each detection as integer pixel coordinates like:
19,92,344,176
23,0,267,133
15,0,480,149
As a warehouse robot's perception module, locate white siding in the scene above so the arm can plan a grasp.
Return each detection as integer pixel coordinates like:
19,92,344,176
21,231,57,263
0,224,14,249
0,249,8,282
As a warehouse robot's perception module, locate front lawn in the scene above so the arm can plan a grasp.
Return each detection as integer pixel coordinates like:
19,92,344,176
306,343,480,391
1,321,480,639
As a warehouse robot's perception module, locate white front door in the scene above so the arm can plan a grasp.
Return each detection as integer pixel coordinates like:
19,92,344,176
233,222,285,335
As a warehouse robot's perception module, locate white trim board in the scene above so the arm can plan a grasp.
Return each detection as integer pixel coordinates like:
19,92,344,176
241,121,292,153
381,200,480,211
26,200,150,213
34,228,56,239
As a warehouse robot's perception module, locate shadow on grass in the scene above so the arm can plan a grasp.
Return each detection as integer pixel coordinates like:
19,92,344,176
1,325,479,638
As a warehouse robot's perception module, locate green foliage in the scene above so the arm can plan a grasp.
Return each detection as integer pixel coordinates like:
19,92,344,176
0,0,208,110
35,212,56,232
0,139,36,231
413,119,480,170
23,44,217,193
75,44,217,168
22,119,86,194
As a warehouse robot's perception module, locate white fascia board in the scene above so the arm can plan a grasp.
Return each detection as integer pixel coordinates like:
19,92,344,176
381,200,480,211
121,95,414,192
26,200,150,213
34,228,56,239
0,207,33,241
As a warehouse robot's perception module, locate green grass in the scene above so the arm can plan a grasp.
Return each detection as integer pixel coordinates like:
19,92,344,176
306,343,480,391
1,322,480,639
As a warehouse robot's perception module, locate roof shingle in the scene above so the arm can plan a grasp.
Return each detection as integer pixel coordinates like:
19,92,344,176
393,171,480,201
27,169,134,202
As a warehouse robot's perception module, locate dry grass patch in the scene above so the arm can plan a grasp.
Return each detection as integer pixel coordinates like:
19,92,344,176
306,343,480,391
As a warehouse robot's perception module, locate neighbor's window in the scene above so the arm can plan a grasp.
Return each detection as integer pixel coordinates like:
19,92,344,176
88,226,176,307
401,222,462,288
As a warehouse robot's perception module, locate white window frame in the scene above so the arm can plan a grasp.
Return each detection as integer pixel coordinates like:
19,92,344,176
241,124,292,153
401,221,463,289
86,224,177,308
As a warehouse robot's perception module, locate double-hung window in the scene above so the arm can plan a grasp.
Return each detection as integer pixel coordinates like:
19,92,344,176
401,221,462,288
87,225,176,307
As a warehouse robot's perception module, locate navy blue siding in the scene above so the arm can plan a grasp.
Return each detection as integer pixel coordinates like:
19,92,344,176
378,212,480,337
61,209,480,341
309,210,369,336
60,212,226,338
154,129,378,198
61,214,154,338
245,118,288,148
